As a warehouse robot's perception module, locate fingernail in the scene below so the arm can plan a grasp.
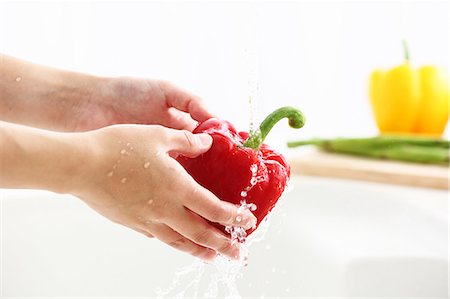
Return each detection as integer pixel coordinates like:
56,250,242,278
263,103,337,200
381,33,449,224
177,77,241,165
197,133,213,147
242,211,257,230
244,218,257,230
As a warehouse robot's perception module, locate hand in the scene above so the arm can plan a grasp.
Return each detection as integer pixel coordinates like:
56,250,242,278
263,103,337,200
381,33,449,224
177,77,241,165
0,56,212,132
73,124,256,261
72,78,213,132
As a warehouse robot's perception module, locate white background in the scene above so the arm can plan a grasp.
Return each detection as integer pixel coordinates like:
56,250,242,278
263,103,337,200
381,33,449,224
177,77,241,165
1,2,449,297
1,0,449,148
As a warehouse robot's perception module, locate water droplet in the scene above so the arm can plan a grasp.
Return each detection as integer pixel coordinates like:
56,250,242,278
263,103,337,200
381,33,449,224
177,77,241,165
248,203,257,211
147,199,154,205
126,142,131,146
121,177,127,183
15,76,22,82
155,151,161,157
120,149,126,154
112,164,117,170
235,215,242,222
250,177,257,185
250,164,258,173
106,171,114,177
240,191,247,197
143,162,150,169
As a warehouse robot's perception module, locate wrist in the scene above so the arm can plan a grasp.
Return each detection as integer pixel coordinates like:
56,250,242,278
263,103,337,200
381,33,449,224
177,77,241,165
48,131,94,194
0,55,107,132
51,71,107,132
0,122,98,194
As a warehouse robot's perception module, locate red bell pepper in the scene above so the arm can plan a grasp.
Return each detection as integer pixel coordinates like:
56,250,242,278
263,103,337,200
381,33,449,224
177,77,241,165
177,106,305,237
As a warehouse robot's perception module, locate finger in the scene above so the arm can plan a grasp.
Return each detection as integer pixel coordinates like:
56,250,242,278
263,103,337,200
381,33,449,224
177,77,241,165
164,129,213,158
167,108,197,131
145,222,217,261
183,185,257,230
165,208,242,260
133,227,155,238
159,81,214,122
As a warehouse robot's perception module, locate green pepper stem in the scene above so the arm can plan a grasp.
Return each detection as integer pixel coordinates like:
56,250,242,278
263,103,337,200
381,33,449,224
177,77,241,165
243,106,305,149
402,39,410,61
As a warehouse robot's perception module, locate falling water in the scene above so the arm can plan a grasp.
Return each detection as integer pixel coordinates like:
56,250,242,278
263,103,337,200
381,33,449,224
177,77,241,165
155,213,273,299
156,160,276,298
245,20,260,137
157,13,274,298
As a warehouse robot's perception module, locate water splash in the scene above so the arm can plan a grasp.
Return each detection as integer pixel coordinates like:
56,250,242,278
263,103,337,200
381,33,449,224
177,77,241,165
239,163,260,200
156,194,277,299
157,16,281,297
155,260,206,298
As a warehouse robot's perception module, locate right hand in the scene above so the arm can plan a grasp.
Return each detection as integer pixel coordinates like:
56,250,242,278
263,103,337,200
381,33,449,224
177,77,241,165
71,124,256,261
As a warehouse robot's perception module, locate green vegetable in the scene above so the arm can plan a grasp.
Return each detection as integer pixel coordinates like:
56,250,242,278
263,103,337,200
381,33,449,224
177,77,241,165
287,136,449,165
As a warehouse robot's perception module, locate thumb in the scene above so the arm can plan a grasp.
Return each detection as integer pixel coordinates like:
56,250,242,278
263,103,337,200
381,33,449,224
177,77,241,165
166,130,213,158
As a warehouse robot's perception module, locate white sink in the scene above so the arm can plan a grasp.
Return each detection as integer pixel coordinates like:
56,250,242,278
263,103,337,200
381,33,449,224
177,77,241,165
1,175,448,297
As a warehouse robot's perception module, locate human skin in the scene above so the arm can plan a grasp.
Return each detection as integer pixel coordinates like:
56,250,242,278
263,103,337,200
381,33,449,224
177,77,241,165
0,55,212,132
0,55,256,260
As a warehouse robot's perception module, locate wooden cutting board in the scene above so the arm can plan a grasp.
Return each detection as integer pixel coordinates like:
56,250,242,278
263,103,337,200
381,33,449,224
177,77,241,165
288,150,449,190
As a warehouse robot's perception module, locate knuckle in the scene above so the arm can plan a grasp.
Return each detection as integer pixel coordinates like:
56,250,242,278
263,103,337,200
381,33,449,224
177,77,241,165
168,237,187,249
182,130,197,149
192,230,213,245
193,96,204,105
157,79,172,90
206,205,223,222
209,204,232,224
150,125,168,143
217,240,234,254
192,247,212,258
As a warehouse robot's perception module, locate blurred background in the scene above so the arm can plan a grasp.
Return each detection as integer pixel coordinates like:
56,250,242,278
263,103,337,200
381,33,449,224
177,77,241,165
1,0,448,147
1,1,449,298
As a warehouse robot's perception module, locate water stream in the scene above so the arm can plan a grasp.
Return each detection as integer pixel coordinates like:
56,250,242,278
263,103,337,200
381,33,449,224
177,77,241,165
156,161,276,298
155,213,273,299
157,17,272,298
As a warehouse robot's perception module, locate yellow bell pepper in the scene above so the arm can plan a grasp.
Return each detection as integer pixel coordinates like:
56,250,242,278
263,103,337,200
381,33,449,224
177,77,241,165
369,43,449,136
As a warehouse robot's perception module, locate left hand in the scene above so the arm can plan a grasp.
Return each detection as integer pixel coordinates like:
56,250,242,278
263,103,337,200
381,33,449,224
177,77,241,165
71,77,213,132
